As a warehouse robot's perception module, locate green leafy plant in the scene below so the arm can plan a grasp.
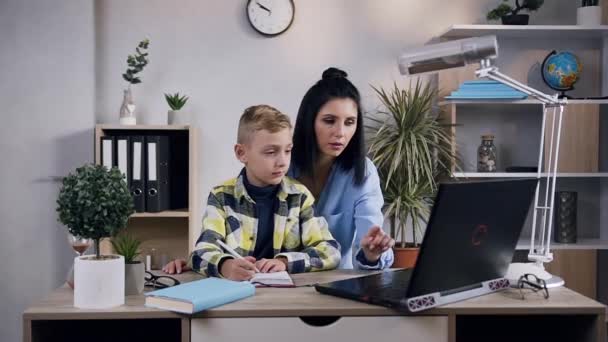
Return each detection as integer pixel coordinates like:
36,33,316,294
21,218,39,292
111,233,142,264
366,80,456,247
487,0,544,20
164,92,189,110
122,38,150,85
57,164,135,259
581,0,599,6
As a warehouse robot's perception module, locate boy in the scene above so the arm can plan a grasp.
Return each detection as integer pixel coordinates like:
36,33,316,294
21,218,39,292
189,105,341,281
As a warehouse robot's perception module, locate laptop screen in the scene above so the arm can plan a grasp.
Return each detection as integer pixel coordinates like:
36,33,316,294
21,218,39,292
406,179,536,297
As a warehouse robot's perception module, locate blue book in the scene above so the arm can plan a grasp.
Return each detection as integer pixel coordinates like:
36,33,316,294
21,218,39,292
144,278,256,314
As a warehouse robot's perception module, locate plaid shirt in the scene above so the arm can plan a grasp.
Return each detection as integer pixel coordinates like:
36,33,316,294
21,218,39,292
189,173,341,277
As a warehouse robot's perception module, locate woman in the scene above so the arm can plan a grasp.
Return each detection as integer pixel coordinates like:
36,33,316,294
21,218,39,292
163,67,394,274
289,67,394,269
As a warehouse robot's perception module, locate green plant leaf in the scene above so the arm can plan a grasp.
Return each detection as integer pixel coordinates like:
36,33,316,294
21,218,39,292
366,79,458,246
57,164,135,258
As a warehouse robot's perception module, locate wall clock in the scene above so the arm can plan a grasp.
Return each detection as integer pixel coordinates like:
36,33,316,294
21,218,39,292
246,0,295,37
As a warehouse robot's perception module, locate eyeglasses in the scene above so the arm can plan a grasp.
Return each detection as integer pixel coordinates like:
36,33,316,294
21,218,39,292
144,271,180,289
517,273,549,300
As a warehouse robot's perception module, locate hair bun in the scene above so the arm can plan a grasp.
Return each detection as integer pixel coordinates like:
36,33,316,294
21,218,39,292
322,67,348,80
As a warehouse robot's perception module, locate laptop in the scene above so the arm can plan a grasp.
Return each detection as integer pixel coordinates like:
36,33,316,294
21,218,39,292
315,179,537,313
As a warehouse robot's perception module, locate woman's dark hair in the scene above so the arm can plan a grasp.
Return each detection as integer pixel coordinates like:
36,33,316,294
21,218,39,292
292,67,366,185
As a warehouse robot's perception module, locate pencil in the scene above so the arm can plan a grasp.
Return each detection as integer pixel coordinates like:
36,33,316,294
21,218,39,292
216,239,260,273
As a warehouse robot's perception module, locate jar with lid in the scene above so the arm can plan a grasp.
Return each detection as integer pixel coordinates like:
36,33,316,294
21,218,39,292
477,134,497,172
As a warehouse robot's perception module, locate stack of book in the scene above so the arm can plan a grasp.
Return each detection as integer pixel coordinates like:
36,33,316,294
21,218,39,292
445,80,528,100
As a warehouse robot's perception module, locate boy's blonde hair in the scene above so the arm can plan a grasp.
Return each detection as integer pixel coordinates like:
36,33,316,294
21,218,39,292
237,105,292,144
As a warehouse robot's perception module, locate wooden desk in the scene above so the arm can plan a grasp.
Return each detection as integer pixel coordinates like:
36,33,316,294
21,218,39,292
23,270,607,342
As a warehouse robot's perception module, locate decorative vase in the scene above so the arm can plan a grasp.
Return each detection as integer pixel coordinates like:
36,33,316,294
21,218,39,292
119,87,137,125
501,14,529,25
125,261,145,295
554,191,577,243
74,255,125,308
577,6,602,25
168,109,191,125
477,134,497,172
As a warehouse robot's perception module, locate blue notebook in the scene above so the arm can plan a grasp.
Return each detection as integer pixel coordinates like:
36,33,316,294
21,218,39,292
445,80,528,100
144,278,256,314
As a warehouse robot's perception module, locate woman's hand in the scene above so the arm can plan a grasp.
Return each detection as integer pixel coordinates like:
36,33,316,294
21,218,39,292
162,259,190,274
256,257,288,273
360,226,395,263
220,256,257,281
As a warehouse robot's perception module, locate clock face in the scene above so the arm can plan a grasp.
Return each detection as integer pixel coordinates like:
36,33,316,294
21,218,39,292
247,0,295,36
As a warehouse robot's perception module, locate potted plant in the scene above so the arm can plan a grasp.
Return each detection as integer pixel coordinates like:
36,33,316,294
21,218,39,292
165,92,190,125
57,164,135,308
577,0,601,26
366,81,456,268
486,0,544,25
111,233,145,295
119,38,150,125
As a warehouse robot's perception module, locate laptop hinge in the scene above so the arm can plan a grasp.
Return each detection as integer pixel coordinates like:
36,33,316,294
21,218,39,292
439,282,483,297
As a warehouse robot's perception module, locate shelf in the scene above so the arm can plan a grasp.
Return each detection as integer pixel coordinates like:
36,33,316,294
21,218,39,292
453,172,608,178
130,209,190,218
98,124,191,131
439,99,608,105
516,238,608,250
439,25,608,40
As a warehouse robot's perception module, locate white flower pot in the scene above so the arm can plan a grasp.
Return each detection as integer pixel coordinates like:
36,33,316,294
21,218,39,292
74,255,125,308
125,261,145,295
577,6,602,26
168,110,190,125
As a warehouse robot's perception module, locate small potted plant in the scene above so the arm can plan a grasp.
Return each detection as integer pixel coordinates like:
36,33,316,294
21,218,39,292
57,164,135,308
486,0,544,25
366,80,456,268
111,233,144,295
577,0,601,26
165,92,190,125
119,38,150,125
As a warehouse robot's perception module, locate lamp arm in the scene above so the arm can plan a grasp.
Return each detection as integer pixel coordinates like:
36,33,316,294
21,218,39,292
474,61,566,265
475,62,566,106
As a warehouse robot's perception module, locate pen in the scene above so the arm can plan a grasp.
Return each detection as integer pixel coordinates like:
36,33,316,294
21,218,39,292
216,239,260,273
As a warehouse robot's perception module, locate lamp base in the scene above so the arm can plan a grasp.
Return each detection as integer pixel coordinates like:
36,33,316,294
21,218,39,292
506,262,565,288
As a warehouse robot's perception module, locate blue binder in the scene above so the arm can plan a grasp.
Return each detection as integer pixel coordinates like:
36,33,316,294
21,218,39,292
144,278,255,314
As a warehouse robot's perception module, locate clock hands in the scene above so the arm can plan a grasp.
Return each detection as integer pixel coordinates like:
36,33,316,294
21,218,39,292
256,1,272,15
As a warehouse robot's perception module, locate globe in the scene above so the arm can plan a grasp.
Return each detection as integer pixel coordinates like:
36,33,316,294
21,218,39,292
541,50,582,95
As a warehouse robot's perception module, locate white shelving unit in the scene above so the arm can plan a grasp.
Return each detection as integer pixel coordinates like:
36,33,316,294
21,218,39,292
440,24,608,40
517,238,608,250
454,172,608,178
438,23,608,301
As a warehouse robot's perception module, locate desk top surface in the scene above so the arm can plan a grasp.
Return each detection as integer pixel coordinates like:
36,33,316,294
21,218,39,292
23,270,606,320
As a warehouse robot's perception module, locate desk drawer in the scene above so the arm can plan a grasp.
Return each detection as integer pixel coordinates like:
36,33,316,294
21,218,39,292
192,316,448,341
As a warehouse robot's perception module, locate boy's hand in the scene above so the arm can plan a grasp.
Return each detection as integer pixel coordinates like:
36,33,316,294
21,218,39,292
360,226,395,263
256,257,287,273
162,259,190,274
220,257,257,281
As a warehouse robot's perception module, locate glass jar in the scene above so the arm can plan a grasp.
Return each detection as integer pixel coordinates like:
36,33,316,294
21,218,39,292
477,134,497,172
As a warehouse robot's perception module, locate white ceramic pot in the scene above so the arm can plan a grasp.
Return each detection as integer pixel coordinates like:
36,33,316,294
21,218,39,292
577,6,602,26
74,255,125,308
168,110,191,125
125,261,145,295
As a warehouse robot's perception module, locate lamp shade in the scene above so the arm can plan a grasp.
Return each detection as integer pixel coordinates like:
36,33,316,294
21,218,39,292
398,35,498,75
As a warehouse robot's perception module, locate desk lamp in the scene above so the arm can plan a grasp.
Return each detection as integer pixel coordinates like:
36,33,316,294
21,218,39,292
398,35,565,287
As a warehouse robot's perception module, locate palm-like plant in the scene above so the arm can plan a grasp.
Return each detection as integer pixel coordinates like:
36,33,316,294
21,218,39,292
366,80,456,247
165,92,189,111
111,233,142,264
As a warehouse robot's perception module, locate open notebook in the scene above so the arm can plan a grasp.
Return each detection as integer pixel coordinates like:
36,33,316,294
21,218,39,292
250,271,294,287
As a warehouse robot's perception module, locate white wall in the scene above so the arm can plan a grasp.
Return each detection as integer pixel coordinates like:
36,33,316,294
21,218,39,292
94,0,577,241
1,1,578,340
0,1,95,341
